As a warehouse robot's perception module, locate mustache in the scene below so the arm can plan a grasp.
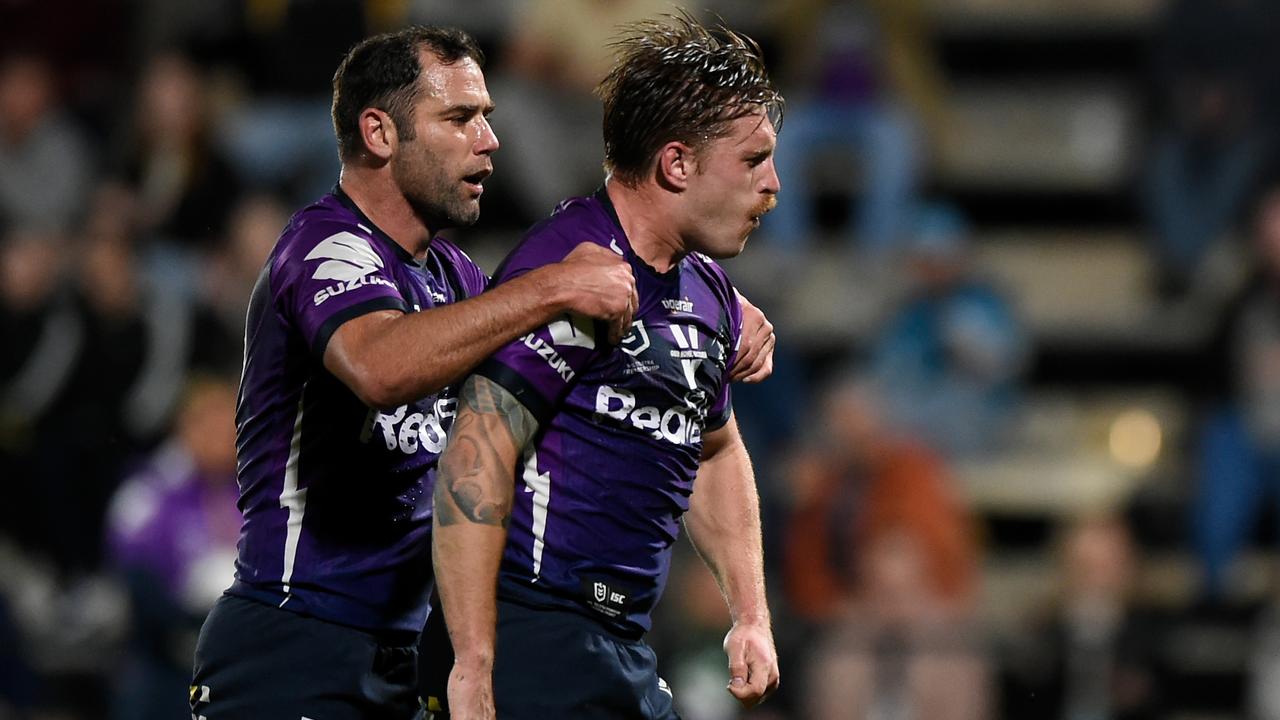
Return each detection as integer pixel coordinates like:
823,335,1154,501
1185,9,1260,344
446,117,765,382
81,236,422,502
752,196,778,217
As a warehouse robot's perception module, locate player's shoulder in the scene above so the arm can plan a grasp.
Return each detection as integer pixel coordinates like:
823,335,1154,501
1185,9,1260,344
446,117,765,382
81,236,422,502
276,196,373,255
526,194,618,250
271,198,388,277
495,194,619,279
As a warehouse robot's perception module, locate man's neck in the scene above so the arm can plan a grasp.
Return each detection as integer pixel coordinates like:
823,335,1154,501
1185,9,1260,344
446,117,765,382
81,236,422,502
606,178,685,274
339,166,435,260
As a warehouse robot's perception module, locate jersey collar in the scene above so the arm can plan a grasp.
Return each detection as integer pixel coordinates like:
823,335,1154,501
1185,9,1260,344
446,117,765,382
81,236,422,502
593,186,679,283
331,185,421,266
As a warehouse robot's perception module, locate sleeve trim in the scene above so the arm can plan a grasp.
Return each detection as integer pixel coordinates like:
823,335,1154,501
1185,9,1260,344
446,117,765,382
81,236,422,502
311,296,408,359
474,359,555,425
704,400,732,433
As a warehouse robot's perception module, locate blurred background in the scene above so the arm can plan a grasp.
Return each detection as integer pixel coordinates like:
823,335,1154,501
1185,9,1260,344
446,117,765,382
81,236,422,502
1,0,1278,718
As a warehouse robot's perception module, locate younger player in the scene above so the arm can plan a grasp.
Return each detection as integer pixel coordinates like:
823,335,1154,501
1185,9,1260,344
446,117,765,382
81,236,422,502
431,14,783,719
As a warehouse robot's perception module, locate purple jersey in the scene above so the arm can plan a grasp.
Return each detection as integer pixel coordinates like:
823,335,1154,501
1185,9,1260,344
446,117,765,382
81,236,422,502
477,190,742,638
230,189,487,634
108,444,242,613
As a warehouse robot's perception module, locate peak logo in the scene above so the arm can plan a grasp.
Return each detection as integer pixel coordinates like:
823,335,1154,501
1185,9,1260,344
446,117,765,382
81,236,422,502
307,232,382,281
307,232,396,305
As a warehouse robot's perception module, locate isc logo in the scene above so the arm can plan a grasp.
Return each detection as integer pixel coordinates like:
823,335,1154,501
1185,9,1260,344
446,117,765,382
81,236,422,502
593,581,626,605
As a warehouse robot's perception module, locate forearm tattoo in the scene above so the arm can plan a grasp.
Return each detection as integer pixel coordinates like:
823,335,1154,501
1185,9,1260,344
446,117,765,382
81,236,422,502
434,376,538,527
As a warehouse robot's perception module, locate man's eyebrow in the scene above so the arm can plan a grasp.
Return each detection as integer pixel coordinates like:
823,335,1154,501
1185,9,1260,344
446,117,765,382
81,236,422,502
439,101,496,116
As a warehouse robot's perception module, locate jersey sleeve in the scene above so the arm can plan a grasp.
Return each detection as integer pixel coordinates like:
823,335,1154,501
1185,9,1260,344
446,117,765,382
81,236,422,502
704,270,744,432
274,224,409,358
474,224,609,423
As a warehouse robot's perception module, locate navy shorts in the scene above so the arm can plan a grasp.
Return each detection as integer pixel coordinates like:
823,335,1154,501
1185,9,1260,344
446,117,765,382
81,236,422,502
492,600,679,720
191,593,419,719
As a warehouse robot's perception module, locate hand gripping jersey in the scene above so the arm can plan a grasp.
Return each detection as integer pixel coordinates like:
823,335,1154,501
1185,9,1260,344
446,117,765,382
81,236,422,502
230,189,488,634
477,189,743,638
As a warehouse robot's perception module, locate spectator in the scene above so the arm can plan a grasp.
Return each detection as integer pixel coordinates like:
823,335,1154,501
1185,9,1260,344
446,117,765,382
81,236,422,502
0,53,93,234
782,378,989,719
1142,0,1280,298
194,192,289,373
105,375,240,720
0,226,80,559
783,378,978,623
22,184,194,579
1002,514,1166,720
1193,184,1280,601
119,51,242,259
214,0,368,203
762,0,941,256
869,202,1027,459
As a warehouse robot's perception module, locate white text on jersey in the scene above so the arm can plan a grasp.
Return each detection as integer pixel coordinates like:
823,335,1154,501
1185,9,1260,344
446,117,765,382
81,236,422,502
521,334,575,382
594,385,702,445
313,274,398,306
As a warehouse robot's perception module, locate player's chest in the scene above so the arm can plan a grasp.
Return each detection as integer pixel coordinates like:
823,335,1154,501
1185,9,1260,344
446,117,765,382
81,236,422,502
576,297,731,435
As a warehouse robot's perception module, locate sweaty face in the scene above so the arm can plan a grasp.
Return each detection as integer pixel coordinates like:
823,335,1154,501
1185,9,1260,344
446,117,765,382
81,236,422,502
682,112,780,259
392,54,498,230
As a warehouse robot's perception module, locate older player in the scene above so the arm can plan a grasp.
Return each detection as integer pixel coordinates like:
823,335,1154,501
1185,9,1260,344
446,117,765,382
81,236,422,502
189,26,637,719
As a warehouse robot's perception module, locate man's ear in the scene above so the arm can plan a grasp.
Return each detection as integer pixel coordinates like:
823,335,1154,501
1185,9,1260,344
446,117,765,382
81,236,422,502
359,107,396,161
656,141,695,190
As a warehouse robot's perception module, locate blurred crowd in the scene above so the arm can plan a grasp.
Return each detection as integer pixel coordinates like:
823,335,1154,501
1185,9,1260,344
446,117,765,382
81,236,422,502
5,0,1280,719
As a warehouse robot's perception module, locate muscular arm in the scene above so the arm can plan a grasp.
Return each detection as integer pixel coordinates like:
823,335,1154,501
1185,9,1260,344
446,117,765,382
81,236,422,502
685,414,780,707
432,375,538,717
325,243,635,408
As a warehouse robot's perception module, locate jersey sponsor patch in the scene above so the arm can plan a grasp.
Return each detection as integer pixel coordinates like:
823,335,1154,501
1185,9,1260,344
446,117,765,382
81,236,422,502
662,297,694,313
519,334,575,382
593,384,704,445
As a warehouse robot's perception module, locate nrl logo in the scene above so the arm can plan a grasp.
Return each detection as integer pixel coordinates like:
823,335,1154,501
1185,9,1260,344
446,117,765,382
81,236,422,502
593,581,608,603
619,320,650,357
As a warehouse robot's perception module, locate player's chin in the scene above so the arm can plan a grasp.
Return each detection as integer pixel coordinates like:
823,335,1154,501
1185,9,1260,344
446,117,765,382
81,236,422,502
731,223,758,254
448,198,482,228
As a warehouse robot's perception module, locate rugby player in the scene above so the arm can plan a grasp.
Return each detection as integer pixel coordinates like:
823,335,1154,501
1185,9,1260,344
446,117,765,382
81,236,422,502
431,14,783,719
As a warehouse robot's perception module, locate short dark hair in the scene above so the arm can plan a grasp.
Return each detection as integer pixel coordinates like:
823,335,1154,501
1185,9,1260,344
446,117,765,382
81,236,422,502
332,26,484,160
597,12,783,185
